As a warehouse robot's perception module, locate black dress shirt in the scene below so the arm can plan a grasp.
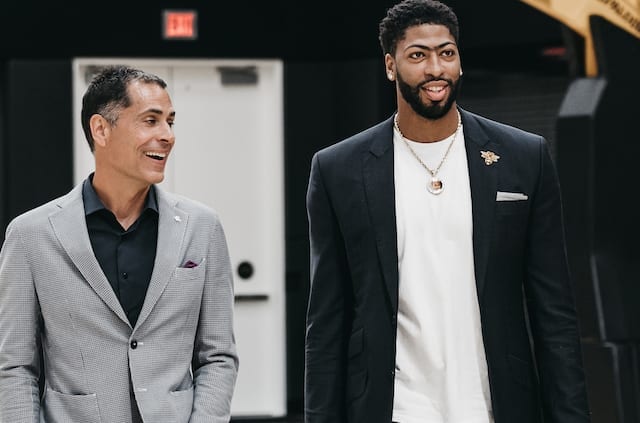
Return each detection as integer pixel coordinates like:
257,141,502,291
83,175,158,327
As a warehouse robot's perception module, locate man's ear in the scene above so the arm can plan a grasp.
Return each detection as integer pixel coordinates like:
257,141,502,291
90,114,110,148
384,53,396,81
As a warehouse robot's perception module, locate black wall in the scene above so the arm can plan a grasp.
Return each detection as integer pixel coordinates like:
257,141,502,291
3,61,72,223
556,17,640,423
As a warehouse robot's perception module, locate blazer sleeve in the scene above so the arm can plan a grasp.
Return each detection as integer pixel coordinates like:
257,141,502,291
304,152,352,423
523,139,591,422
0,220,42,423
189,216,239,423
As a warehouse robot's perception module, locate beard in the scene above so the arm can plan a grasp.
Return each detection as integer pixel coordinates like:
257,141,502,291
397,71,462,120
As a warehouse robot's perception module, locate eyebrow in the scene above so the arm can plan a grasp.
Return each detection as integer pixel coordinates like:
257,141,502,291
145,108,176,118
404,41,456,51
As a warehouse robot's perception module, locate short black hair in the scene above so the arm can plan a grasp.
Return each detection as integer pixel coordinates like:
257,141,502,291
81,65,167,152
378,0,459,56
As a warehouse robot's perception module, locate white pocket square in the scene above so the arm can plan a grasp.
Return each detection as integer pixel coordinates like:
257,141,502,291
496,191,528,201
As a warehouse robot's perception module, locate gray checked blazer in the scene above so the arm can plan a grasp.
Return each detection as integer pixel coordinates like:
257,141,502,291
0,182,238,423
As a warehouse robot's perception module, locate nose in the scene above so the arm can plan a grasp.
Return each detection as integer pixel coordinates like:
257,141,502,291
160,121,175,144
424,54,444,78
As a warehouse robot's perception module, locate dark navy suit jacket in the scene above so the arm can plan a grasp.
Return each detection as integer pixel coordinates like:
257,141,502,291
304,107,590,423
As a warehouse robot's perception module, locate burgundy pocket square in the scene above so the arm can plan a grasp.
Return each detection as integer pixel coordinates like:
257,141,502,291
183,260,198,268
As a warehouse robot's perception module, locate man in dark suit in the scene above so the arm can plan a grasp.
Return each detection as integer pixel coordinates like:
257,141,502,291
304,1,591,422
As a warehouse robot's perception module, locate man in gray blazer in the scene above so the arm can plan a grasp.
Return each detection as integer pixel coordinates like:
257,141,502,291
0,65,238,422
305,1,590,422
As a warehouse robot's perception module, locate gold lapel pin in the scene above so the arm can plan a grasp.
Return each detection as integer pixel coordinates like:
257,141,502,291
480,150,500,165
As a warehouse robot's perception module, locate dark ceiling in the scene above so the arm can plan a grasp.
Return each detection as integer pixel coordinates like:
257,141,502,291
1,1,572,73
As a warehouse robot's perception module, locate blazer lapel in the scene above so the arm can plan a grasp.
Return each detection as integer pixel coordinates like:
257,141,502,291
135,188,188,328
49,184,131,326
363,117,399,314
461,108,498,301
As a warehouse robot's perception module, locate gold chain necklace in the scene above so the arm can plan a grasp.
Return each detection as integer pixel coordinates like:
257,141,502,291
393,111,462,195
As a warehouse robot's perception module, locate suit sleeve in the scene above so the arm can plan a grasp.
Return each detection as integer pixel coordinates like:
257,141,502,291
190,216,239,423
0,221,42,423
523,138,591,422
304,152,352,423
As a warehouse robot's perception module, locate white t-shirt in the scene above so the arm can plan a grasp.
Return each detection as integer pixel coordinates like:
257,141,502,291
391,121,493,423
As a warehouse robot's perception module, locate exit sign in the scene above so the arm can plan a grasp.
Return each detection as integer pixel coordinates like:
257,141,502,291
163,10,198,40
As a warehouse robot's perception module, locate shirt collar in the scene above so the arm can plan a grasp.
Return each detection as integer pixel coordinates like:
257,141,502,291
82,173,159,216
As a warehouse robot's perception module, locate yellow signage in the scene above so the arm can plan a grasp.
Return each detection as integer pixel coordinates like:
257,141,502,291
520,0,640,76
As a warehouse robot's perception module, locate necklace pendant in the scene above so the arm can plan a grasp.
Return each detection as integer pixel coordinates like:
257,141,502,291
427,177,444,195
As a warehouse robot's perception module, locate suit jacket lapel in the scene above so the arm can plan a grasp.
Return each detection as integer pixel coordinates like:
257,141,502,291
461,108,498,301
135,188,188,328
49,184,131,326
363,116,399,314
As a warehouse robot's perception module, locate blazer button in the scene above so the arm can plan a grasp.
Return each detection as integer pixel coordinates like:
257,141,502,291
130,340,138,349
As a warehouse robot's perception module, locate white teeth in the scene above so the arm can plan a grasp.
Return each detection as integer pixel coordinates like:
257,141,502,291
145,152,167,159
427,86,444,92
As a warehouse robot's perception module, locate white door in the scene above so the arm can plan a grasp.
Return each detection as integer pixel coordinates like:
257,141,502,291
72,58,287,418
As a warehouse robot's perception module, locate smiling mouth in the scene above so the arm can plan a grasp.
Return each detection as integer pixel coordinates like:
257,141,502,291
426,86,445,93
422,84,448,102
145,152,167,161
